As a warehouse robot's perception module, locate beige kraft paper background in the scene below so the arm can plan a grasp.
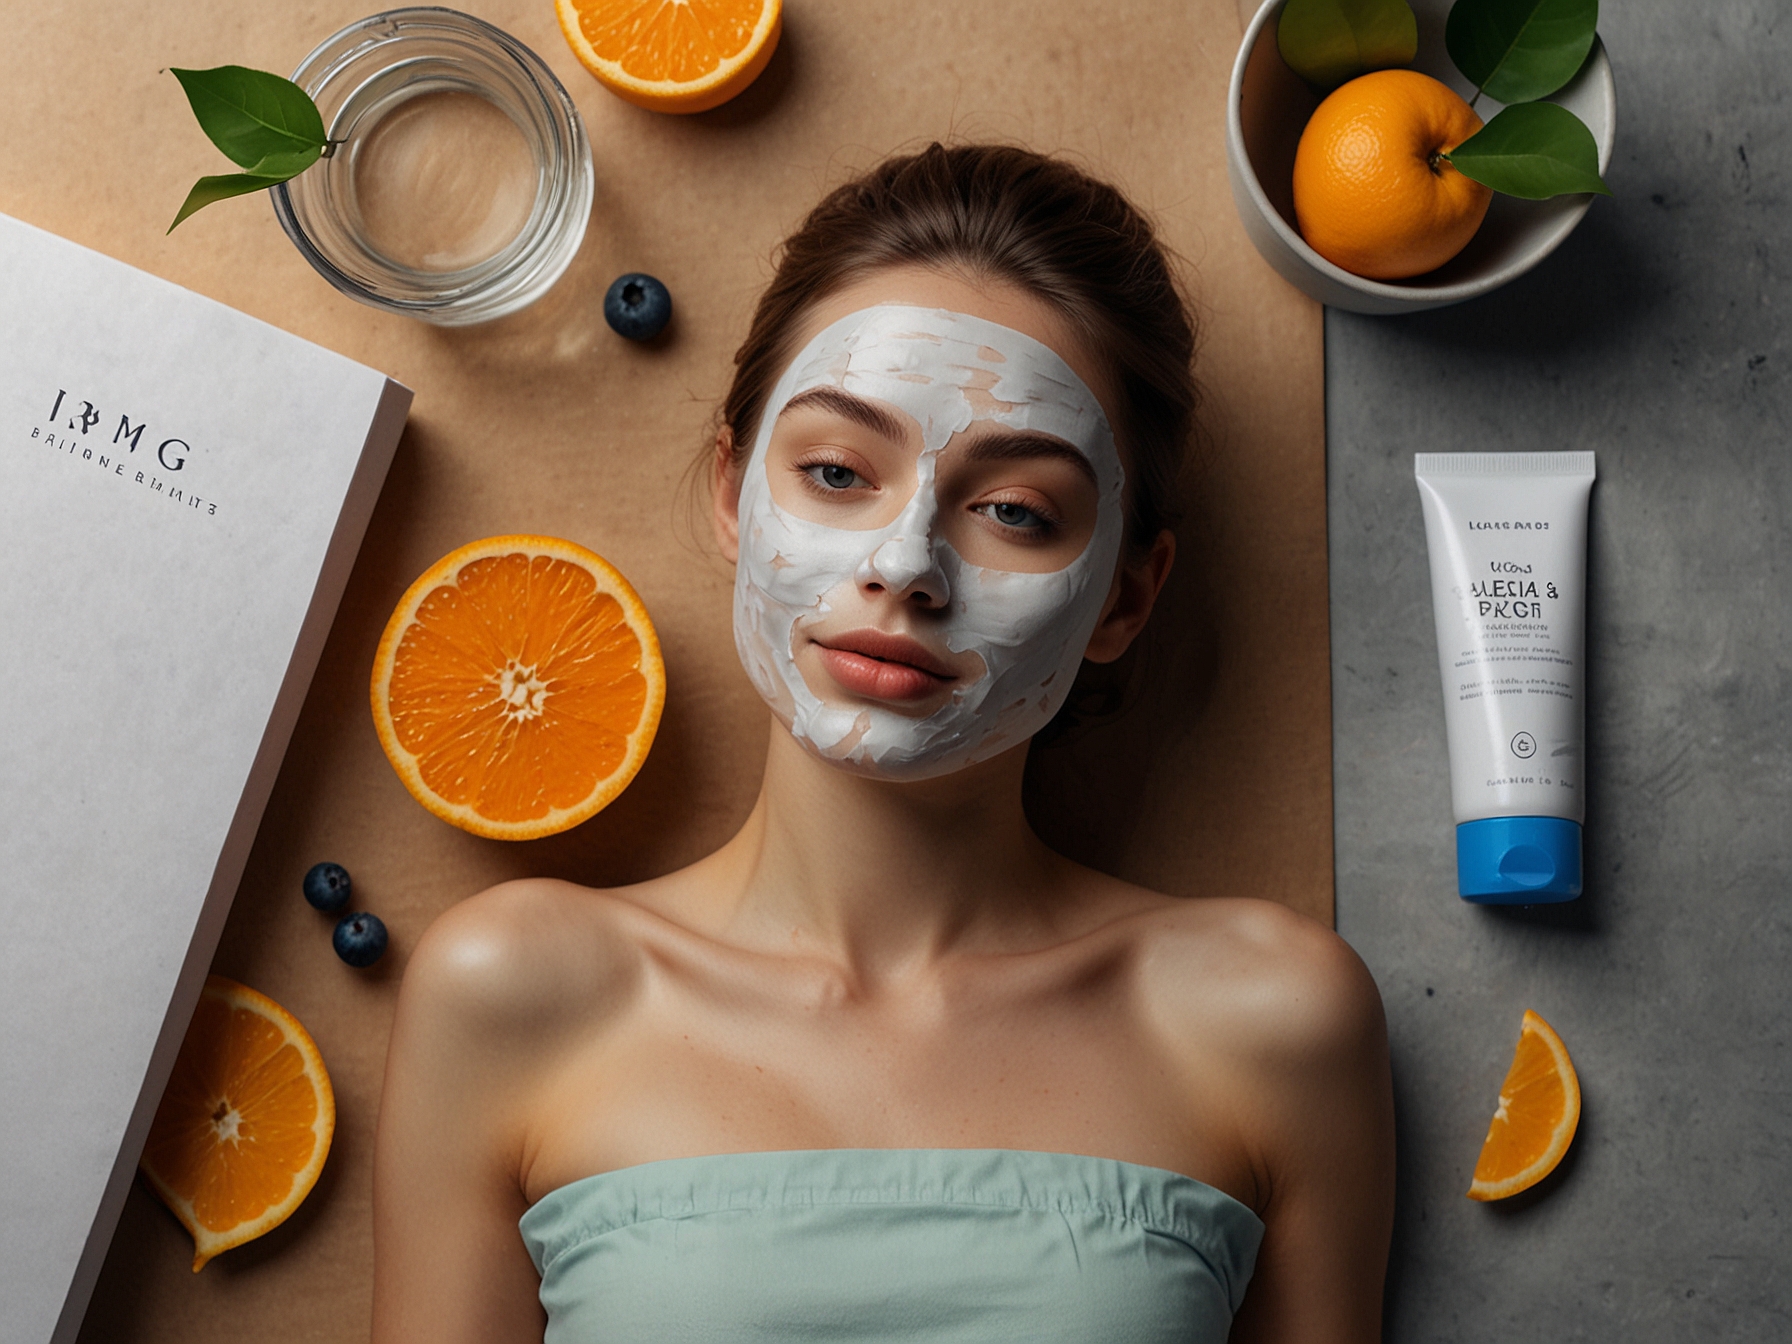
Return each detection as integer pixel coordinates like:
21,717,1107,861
0,0,1329,1337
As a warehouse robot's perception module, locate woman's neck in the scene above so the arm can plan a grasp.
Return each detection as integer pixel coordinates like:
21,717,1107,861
703,725,1067,983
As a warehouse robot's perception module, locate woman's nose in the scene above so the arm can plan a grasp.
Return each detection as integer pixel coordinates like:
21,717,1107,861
855,530,951,607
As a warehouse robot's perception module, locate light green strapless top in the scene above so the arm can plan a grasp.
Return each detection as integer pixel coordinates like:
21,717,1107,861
520,1148,1263,1342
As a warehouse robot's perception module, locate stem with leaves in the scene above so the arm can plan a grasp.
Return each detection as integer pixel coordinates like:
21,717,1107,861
1277,0,1610,200
168,66,329,232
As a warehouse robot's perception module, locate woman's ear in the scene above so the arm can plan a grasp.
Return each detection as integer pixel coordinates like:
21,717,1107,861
1083,529,1175,664
712,425,742,563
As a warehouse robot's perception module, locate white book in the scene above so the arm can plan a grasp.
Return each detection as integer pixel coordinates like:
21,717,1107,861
0,212,411,1344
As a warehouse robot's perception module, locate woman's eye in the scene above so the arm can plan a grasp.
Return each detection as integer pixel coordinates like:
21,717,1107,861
806,463,861,490
983,501,1047,530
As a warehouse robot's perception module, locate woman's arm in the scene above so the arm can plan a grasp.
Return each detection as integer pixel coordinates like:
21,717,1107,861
1219,910,1396,1344
371,883,603,1344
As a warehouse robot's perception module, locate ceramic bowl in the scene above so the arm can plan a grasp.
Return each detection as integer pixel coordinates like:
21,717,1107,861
1225,0,1616,314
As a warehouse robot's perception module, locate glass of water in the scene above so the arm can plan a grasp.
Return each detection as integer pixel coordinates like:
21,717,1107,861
272,7,593,326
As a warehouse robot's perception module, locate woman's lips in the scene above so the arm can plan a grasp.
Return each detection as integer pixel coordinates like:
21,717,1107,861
811,629,956,703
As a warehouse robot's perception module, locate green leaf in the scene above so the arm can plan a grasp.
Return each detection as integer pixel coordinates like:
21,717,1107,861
170,66,326,169
1443,101,1611,198
168,173,280,233
1277,0,1419,91
1445,0,1598,104
166,67,326,230
237,146,324,180
166,145,321,232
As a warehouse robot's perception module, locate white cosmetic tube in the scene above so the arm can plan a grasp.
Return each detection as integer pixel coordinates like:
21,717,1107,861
1414,453,1596,903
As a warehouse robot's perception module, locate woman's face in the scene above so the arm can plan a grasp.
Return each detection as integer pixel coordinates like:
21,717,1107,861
727,267,1130,781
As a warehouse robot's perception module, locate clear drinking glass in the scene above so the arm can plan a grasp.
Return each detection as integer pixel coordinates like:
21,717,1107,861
271,7,593,325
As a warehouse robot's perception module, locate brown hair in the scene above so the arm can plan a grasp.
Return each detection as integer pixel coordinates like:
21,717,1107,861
721,142,1197,553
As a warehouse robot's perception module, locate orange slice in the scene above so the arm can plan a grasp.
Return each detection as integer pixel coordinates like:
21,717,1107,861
370,535,665,840
1467,1009,1581,1200
556,0,782,114
139,976,335,1271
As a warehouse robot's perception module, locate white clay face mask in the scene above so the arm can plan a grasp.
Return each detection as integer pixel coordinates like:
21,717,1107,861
732,304,1127,780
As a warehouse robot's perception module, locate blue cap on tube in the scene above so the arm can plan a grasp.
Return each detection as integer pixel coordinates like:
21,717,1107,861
1455,816,1582,904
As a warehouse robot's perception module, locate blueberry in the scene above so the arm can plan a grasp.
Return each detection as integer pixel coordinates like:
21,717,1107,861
603,272,672,341
332,911,389,968
302,862,352,912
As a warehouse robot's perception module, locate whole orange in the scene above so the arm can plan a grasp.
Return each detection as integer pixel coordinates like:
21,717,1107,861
1292,69,1493,281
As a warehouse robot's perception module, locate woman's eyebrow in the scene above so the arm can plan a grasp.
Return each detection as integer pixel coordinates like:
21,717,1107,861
780,386,909,443
962,430,1097,487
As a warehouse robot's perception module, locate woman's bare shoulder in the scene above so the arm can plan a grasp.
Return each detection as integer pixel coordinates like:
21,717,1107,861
1129,895,1387,1070
396,878,653,1053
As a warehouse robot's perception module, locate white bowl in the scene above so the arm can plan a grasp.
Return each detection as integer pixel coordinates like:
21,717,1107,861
1225,0,1616,314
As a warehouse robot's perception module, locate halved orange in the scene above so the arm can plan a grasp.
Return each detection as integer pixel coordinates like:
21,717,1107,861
1467,1009,1581,1200
140,976,335,1271
371,535,665,840
556,0,782,114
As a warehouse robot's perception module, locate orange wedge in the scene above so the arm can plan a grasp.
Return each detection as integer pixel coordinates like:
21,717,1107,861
140,976,335,1270
371,535,665,840
556,0,782,114
1467,1009,1581,1200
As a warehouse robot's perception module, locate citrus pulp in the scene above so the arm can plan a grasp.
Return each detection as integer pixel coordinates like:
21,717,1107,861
556,0,782,114
1467,1008,1582,1200
139,976,335,1271
371,535,665,840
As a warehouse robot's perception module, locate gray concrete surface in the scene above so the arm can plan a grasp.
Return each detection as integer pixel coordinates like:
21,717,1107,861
1325,2,1790,1338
